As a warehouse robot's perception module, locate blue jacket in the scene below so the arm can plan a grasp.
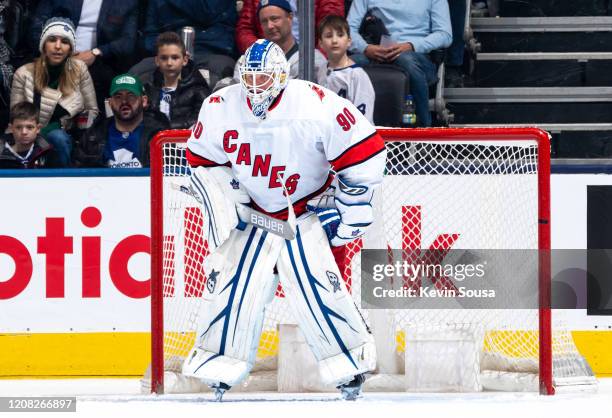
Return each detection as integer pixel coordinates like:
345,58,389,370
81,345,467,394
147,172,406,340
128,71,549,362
31,0,138,60
144,0,237,57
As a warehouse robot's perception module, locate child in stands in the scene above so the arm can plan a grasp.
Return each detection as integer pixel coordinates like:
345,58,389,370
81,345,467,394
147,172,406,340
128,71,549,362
0,102,53,168
318,15,375,123
144,32,210,129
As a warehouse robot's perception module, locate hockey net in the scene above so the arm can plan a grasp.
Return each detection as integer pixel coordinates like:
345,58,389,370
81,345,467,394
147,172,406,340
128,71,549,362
149,127,595,395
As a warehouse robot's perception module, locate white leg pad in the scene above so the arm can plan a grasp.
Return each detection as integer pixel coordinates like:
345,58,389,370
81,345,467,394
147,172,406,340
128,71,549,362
276,213,376,386
318,341,377,386
182,346,252,387
182,225,283,387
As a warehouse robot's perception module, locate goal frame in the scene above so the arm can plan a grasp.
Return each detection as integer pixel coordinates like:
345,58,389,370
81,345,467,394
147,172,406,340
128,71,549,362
149,127,552,395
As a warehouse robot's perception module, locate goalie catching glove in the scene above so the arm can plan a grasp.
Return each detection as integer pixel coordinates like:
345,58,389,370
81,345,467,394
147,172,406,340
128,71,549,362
308,177,374,247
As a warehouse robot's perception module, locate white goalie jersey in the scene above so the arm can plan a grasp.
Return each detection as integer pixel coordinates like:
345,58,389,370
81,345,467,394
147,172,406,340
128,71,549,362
186,79,385,220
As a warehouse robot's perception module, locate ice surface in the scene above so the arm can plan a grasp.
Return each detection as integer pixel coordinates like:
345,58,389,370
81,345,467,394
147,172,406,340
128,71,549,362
0,378,609,418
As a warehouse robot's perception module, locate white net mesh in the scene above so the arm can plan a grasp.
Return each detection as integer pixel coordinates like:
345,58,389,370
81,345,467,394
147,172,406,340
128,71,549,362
151,132,594,393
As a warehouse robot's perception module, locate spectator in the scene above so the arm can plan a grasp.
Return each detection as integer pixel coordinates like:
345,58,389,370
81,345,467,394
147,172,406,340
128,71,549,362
3,0,40,68
144,32,211,129
446,0,467,88
347,0,452,127
0,0,13,132
0,101,53,169
30,0,139,111
11,17,98,167
235,0,344,54
217,0,327,90
132,0,238,88
0,0,12,83
73,73,169,168
318,14,374,123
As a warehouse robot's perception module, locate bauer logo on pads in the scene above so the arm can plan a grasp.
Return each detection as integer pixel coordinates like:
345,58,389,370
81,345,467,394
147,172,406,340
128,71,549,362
235,204,296,240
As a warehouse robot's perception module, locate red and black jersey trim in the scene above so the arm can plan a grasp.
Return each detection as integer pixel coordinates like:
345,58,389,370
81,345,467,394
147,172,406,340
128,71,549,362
329,131,386,173
251,173,334,221
186,148,231,168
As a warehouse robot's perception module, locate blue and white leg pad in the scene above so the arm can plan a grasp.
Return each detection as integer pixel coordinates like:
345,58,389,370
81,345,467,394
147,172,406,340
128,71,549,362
182,225,284,387
182,347,252,387
277,214,376,386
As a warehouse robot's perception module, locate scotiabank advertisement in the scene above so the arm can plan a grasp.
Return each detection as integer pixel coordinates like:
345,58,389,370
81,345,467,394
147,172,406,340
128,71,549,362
0,174,151,333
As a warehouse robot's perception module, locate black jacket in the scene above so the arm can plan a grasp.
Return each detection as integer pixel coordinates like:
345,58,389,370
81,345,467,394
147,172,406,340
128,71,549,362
30,0,138,62
145,61,211,130
73,110,170,168
0,133,53,168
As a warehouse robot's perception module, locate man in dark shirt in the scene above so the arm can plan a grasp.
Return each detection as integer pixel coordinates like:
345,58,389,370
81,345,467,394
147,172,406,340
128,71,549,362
73,74,169,168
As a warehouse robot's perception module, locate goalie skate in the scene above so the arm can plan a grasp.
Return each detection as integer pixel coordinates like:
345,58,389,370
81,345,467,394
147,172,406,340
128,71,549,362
337,374,366,401
211,382,231,402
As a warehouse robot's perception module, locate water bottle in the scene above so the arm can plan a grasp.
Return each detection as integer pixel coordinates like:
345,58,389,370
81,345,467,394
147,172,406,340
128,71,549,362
401,95,417,127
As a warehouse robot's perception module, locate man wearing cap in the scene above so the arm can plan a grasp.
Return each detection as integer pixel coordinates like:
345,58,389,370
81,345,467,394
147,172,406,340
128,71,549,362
235,0,344,54
73,74,169,168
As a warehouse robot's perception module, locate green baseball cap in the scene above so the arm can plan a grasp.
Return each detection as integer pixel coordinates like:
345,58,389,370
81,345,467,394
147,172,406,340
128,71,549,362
109,74,144,97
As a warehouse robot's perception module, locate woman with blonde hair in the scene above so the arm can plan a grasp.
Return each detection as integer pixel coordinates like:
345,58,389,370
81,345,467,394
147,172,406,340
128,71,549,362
11,17,98,167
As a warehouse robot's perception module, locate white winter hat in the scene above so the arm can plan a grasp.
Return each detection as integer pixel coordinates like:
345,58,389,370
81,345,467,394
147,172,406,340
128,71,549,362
39,17,76,53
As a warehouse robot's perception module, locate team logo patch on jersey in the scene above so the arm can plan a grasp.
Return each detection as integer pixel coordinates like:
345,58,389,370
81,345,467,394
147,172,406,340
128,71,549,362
326,271,341,293
209,96,223,103
230,179,240,189
207,269,219,293
311,84,325,101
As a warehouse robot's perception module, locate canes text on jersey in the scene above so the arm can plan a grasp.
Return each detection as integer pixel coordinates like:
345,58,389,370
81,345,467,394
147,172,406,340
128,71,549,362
223,130,300,195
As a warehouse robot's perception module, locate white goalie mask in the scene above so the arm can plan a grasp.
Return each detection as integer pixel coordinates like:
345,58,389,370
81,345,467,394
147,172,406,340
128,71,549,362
239,39,289,119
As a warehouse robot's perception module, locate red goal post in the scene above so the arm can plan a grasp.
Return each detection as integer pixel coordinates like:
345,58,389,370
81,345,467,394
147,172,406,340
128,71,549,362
149,127,553,395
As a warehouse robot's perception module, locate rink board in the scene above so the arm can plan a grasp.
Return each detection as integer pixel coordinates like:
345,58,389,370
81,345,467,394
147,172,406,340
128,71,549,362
0,170,611,377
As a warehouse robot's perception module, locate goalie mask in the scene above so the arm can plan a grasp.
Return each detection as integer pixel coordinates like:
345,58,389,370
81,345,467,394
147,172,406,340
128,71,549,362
239,39,289,120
